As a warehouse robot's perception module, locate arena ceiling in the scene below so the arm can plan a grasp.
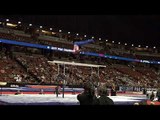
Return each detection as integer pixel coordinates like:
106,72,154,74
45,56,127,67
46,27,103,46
1,15,160,47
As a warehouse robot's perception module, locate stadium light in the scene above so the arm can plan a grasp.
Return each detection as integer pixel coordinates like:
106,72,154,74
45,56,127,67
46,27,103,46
153,46,156,49
131,44,134,47
6,19,9,22
125,43,127,46
146,46,148,48
99,38,101,40
0,22,2,24
68,32,70,34
138,45,141,47
118,42,120,44
112,41,114,43
50,28,52,30
84,35,87,37
40,26,43,29
106,39,108,42
92,36,94,39
59,30,62,32
76,33,79,36
29,24,32,26
18,21,21,24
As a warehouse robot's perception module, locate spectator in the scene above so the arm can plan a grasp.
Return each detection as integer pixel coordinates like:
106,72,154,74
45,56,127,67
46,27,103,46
77,81,98,105
97,85,114,105
150,91,155,101
111,85,116,96
156,88,160,102
55,86,59,97
143,88,146,95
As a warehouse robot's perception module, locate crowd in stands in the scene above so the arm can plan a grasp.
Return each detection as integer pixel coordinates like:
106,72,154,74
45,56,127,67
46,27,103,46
0,49,35,84
1,47,160,90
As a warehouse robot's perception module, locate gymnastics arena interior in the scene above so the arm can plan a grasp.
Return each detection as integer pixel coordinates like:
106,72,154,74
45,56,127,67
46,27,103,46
0,18,160,105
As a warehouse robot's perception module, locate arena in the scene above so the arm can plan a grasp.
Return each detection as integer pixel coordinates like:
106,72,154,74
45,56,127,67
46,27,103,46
0,16,160,105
